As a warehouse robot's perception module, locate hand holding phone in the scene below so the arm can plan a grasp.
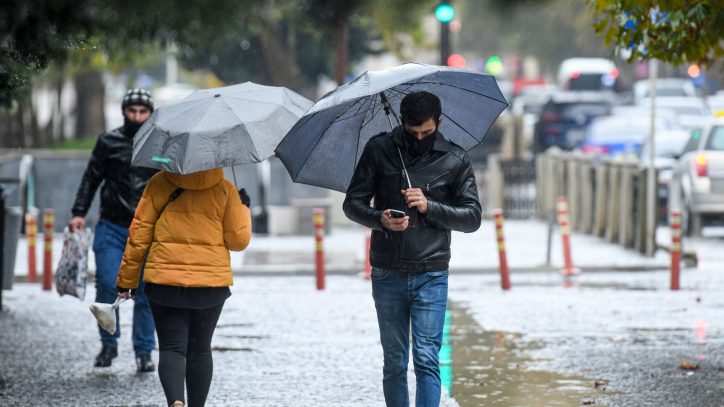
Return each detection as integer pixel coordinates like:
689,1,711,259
382,209,409,232
388,209,406,218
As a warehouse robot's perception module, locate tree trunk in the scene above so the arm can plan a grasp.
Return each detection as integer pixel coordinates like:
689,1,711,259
334,20,349,85
257,9,302,90
74,69,105,139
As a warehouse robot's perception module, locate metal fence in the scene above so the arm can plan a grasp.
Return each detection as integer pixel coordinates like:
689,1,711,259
486,155,537,218
536,148,657,256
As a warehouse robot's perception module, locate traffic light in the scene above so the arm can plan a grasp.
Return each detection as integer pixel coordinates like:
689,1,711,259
435,3,455,23
436,2,455,66
485,56,504,76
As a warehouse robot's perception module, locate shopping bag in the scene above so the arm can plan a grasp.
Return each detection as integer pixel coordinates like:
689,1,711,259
89,296,126,335
55,228,93,300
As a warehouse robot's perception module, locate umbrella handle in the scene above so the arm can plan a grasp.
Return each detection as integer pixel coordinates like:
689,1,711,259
231,166,238,189
379,92,400,126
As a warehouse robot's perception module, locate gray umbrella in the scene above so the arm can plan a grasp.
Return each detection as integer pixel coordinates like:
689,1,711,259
132,82,313,174
275,63,508,192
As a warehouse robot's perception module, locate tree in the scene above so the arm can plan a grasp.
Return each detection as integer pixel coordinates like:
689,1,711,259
590,0,724,66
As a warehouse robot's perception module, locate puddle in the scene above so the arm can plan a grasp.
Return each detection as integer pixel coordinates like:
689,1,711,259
444,304,606,406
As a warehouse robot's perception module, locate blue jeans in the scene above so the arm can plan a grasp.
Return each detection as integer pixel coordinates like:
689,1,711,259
94,219,156,356
371,267,448,407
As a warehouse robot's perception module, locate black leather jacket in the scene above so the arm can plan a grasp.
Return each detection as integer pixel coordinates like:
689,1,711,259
72,127,158,228
343,126,482,272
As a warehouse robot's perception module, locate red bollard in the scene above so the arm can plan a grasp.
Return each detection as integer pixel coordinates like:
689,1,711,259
314,208,326,290
493,209,511,290
557,196,579,276
25,212,38,283
362,230,371,280
670,210,681,290
42,209,55,291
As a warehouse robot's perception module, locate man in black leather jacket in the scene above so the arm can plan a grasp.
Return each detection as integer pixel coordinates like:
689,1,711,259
69,88,159,372
344,91,481,406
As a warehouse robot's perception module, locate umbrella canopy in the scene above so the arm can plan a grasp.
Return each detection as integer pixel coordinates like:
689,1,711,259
275,63,508,192
132,82,313,174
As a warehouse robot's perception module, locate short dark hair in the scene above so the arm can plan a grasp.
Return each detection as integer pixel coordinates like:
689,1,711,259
400,91,442,126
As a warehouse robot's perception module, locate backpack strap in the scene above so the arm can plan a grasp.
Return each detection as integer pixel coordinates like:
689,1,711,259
157,188,184,218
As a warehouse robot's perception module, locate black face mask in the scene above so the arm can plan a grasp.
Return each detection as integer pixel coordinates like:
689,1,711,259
404,128,437,157
123,117,144,138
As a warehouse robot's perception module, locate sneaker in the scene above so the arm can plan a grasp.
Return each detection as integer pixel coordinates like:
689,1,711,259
136,354,155,372
94,346,118,367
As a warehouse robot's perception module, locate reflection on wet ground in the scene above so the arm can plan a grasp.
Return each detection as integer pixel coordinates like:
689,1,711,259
445,303,607,406
244,251,356,265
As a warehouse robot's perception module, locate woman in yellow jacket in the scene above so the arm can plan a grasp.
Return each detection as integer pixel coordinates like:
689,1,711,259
116,167,250,407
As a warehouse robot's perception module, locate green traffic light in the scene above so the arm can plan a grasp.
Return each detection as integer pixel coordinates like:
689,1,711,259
435,4,455,23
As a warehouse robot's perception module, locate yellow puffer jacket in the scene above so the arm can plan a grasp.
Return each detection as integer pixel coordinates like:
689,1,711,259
116,168,250,289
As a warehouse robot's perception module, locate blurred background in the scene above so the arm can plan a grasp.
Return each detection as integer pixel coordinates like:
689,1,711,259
0,0,722,237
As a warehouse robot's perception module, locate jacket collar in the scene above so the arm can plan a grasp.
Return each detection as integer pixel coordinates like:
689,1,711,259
390,125,454,153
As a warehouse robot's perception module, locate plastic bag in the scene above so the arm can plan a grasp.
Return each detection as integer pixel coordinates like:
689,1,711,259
89,296,126,334
55,228,93,300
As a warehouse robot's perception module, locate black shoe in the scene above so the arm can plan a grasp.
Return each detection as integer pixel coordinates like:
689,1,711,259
136,354,155,372
94,346,118,367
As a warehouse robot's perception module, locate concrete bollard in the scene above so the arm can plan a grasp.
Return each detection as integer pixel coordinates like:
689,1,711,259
593,159,609,237
25,212,38,283
42,209,54,291
670,210,682,290
618,155,638,248
493,209,511,290
605,156,622,243
557,196,579,276
314,208,325,290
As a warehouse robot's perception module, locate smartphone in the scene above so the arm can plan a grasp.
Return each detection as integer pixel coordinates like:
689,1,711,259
388,209,407,218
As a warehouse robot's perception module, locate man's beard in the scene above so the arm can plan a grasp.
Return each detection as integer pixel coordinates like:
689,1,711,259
123,117,144,137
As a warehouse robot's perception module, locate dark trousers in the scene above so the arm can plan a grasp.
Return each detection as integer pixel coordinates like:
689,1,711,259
150,301,224,407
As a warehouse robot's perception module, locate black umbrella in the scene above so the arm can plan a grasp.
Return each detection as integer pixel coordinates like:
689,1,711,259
275,63,508,192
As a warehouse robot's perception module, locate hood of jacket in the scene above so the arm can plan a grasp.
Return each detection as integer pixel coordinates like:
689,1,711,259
164,168,224,191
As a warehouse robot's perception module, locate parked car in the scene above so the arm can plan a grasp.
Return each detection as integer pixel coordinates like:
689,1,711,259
632,78,697,104
557,58,619,92
638,97,710,129
609,105,681,130
670,119,724,235
580,115,674,156
707,93,724,117
533,91,614,153
638,129,692,221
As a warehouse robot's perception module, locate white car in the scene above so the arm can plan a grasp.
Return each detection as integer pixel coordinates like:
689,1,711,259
633,78,697,104
670,119,724,235
638,97,710,129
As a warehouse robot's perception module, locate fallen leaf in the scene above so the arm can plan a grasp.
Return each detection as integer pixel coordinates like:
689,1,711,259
680,360,701,370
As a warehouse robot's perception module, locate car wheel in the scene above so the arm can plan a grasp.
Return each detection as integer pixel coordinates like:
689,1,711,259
681,193,702,237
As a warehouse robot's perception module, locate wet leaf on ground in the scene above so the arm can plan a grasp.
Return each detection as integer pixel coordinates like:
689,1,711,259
679,360,701,370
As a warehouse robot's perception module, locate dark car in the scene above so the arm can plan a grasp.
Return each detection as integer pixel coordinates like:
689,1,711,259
533,92,614,153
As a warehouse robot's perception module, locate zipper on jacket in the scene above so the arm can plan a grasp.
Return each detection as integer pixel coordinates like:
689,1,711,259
426,171,450,192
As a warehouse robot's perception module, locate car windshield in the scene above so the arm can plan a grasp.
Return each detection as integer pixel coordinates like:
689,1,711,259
706,126,724,151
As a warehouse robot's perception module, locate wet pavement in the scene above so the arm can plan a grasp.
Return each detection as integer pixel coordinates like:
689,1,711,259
0,276,459,406
3,265,724,406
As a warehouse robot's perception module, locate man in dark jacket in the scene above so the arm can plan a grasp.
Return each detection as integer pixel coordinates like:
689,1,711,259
344,91,482,406
69,88,158,372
